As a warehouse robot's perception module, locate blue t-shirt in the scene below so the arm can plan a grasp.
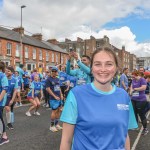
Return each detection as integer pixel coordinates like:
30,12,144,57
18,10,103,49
7,77,18,98
23,71,30,85
60,83,138,150
45,76,61,100
67,75,77,88
59,71,68,86
16,67,24,79
119,73,128,90
27,81,43,97
14,75,24,87
66,60,91,85
0,72,8,106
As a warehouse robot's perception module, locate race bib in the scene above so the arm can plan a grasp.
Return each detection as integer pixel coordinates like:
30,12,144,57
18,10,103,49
70,82,74,87
35,90,40,94
60,77,65,81
77,78,86,85
54,85,60,91
132,91,139,97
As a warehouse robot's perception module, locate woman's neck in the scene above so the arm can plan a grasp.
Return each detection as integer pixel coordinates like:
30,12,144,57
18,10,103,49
93,80,113,92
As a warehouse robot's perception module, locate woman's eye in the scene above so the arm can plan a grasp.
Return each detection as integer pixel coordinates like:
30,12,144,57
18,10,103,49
106,64,113,66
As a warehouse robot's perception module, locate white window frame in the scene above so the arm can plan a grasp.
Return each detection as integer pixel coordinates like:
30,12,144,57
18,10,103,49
52,52,54,62
56,54,58,63
16,44,20,57
25,47,29,58
39,50,42,60
7,43,12,55
33,49,36,59
46,51,49,61
61,55,64,64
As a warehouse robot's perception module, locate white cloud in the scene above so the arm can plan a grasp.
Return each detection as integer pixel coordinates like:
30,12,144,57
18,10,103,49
0,0,150,57
0,0,146,38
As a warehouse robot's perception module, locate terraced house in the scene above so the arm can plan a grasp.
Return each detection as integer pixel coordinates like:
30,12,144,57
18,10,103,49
0,26,68,72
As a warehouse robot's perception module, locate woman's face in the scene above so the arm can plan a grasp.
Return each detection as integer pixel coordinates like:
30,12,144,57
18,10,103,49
34,75,39,81
92,51,117,85
5,69,12,77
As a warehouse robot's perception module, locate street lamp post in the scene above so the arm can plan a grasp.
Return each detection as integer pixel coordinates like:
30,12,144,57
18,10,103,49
20,5,26,64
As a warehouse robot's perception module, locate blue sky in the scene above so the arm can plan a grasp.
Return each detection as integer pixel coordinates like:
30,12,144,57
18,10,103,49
103,13,150,43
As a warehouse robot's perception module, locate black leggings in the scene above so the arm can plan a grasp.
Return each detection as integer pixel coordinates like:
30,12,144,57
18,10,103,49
0,106,5,133
131,100,147,129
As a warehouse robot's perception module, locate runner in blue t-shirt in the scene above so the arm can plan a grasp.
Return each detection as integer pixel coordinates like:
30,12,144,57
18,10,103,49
26,74,43,117
0,61,9,145
5,66,18,130
60,47,137,150
59,65,69,101
46,67,63,132
14,71,24,106
64,75,77,98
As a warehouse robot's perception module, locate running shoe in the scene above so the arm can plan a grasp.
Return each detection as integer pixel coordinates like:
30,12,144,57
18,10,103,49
26,111,31,117
56,124,63,130
7,123,14,130
142,128,149,135
34,111,40,116
0,138,9,146
19,103,23,106
49,126,58,132
46,104,49,108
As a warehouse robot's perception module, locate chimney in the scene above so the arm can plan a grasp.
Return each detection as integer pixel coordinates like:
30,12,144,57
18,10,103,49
32,33,42,41
47,39,58,45
77,37,83,42
103,35,109,43
13,27,24,35
65,38,71,42
90,35,95,39
122,45,125,50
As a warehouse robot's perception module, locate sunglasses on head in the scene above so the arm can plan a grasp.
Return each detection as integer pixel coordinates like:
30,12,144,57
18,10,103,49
52,70,57,72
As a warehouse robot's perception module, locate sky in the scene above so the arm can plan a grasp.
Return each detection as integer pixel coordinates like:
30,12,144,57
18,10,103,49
0,0,150,57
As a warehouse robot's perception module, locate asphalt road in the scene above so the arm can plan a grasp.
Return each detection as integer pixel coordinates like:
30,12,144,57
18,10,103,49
1,105,150,150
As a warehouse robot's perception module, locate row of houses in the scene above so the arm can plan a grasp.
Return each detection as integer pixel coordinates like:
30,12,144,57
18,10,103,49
57,35,137,72
0,26,68,72
0,26,138,73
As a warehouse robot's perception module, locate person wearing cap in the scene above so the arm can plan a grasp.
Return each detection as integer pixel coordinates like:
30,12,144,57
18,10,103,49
46,66,63,132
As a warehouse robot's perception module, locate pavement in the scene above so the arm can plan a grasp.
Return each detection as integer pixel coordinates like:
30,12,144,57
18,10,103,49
1,104,150,150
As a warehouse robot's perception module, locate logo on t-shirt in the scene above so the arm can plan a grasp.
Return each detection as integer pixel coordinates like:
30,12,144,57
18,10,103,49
117,104,129,110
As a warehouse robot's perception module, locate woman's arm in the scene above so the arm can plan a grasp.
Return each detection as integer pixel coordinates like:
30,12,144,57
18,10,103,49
60,123,75,150
125,134,130,150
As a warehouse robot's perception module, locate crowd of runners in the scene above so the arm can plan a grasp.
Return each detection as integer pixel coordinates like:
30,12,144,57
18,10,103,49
0,48,150,149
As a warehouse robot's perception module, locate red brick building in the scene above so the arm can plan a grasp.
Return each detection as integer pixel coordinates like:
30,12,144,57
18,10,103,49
58,35,137,72
0,27,68,72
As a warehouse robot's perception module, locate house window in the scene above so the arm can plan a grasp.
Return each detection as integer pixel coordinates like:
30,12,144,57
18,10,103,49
56,54,58,63
97,42,100,48
27,64,31,70
61,55,64,64
7,43,12,55
16,44,20,57
52,52,54,62
46,52,49,61
25,47,28,58
33,49,36,59
39,50,42,60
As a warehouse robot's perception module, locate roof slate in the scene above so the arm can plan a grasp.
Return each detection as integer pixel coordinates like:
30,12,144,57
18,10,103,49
0,26,67,54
